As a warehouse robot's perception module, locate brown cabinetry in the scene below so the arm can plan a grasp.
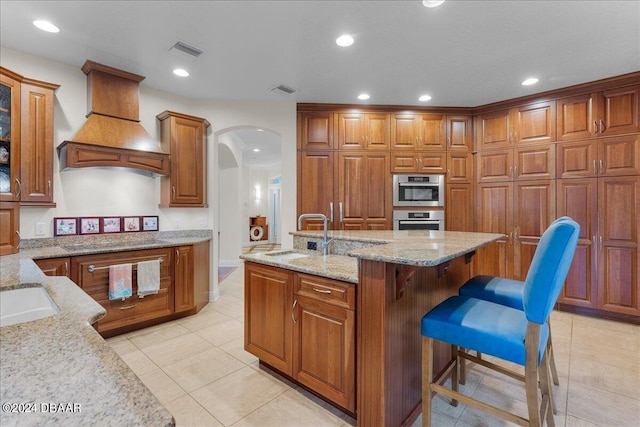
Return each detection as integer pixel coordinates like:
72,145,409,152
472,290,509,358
447,115,474,151
299,111,334,150
557,85,640,140
297,150,335,230
244,262,356,413
35,257,70,277
391,113,446,150
557,135,640,178
336,112,389,150
390,151,447,174
0,69,21,203
174,246,195,313
446,184,473,232
158,111,209,207
0,202,20,256
477,144,556,182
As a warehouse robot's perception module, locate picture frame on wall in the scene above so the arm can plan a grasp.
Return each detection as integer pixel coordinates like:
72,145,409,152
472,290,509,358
123,216,141,232
80,217,100,235
101,217,122,234
54,217,78,236
142,216,159,231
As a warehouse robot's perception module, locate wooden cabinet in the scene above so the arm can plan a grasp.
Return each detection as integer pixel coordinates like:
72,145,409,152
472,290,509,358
447,152,473,183
446,115,473,151
336,112,389,150
158,111,209,207
244,262,356,412
297,151,335,230
244,262,294,374
174,246,194,313
477,101,556,150
35,257,70,277
477,144,555,182
390,151,446,174
557,135,640,178
391,113,446,150
71,248,175,334
557,85,640,140
0,202,20,255
0,69,21,203
293,273,356,412
298,111,334,150
446,184,473,232
337,151,391,230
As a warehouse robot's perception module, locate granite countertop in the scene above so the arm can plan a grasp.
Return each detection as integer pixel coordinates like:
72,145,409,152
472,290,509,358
242,230,504,282
0,230,212,427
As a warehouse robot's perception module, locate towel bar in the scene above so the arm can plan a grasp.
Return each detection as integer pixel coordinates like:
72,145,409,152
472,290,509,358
88,258,164,273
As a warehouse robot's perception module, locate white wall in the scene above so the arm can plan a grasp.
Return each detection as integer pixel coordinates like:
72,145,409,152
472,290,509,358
1,47,298,299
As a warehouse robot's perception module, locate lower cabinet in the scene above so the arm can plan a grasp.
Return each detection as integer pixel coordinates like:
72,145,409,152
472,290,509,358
35,257,70,277
244,262,356,413
0,202,20,256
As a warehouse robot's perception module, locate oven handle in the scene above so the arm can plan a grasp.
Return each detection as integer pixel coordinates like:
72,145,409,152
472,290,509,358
398,182,438,187
398,220,440,225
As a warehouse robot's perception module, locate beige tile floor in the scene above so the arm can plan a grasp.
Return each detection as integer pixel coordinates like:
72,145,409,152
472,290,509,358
107,267,640,426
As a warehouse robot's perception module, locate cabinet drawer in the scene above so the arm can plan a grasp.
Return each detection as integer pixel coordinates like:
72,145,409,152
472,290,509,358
295,273,355,310
96,280,173,328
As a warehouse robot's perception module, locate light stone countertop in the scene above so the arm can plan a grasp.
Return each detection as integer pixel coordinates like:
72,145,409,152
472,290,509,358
0,231,212,427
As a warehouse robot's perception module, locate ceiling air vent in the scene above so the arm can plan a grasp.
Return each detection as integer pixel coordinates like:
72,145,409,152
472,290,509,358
270,84,297,95
169,41,204,61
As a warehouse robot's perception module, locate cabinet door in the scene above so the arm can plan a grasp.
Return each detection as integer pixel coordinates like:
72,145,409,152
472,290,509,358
171,116,206,206
475,183,513,278
0,201,19,255
477,109,511,150
364,113,390,150
418,113,446,150
337,113,364,150
598,135,640,176
337,152,366,230
557,179,598,309
20,81,56,205
557,140,598,178
446,115,473,151
297,151,335,230
0,72,21,202
416,151,447,174
514,101,556,144
477,149,513,182
35,257,70,277
363,152,391,229
293,295,356,412
390,113,419,149
244,263,294,375
512,180,556,280
447,152,473,183
597,176,640,316
557,93,596,140
598,85,640,136
174,246,195,313
299,112,333,150
446,183,473,231
514,144,555,181
390,152,419,173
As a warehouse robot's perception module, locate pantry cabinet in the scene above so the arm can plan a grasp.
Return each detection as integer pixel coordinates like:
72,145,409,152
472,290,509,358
297,151,335,230
157,111,210,207
244,262,356,413
557,85,640,140
446,184,473,232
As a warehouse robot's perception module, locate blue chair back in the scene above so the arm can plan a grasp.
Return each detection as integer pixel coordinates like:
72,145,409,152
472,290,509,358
523,218,580,324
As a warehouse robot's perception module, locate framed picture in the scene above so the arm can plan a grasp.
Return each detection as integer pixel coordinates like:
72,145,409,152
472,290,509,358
80,217,100,235
123,216,141,232
54,217,78,236
101,217,122,234
142,216,159,231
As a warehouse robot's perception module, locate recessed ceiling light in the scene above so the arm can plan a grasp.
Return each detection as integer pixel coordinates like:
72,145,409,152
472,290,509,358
253,148,260,152
33,20,59,33
521,77,539,86
173,68,189,77
419,94,432,102
357,93,370,100
336,34,354,47
423,0,445,8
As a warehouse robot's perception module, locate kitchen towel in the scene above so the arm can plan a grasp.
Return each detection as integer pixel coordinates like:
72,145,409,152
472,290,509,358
109,263,133,300
137,259,160,297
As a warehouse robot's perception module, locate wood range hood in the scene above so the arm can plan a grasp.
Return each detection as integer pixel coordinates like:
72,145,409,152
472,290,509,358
57,60,169,176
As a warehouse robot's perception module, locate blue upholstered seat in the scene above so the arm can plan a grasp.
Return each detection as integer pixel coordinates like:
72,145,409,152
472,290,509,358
458,275,524,309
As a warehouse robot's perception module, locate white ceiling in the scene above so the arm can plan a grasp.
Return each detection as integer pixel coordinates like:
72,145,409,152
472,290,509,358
1,1,639,168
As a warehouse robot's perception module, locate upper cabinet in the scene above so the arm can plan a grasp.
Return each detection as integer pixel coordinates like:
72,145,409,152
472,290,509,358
0,69,21,203
391,113,446,150
157,111,210,207
299,111,334,150
446,115,473,151
336,112,389,150
557,85,640,140
476,101,556,150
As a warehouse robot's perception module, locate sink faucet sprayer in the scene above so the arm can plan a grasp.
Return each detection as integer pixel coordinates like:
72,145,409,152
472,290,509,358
297,213,332,256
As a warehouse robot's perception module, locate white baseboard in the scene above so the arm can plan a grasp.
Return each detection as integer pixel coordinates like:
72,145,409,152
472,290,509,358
209,289,220,302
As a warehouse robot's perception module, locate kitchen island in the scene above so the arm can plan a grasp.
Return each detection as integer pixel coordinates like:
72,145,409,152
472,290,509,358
242,230,503,427
0,230,211,427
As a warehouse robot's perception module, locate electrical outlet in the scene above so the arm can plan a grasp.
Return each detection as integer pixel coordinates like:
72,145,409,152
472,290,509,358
35,222,46,236
307,241,317,251
198,217,208,227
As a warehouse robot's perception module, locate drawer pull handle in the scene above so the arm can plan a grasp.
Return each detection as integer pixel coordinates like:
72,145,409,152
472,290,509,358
119,304,137,310
291,299,297,323
312,287,332,294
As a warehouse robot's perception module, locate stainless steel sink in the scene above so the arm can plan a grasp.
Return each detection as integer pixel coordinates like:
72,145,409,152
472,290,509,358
0,287,60,327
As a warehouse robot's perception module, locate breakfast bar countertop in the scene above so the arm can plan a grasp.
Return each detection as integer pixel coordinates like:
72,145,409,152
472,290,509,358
0,230,212,427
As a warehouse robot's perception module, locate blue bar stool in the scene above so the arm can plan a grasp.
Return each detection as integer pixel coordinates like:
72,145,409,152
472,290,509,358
457,216,573,388
421,219,579,427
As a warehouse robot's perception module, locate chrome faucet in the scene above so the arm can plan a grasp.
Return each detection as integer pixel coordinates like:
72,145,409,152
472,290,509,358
297,213,331,256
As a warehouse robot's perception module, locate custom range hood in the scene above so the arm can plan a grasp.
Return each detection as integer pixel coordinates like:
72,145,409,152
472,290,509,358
58,60,169,175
